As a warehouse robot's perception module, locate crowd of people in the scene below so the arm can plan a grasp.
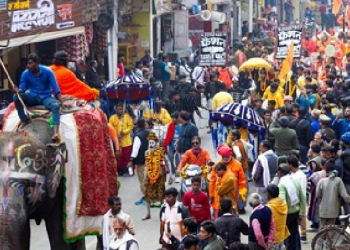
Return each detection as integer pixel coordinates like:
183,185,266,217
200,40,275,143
6,18,350,249
107,29,350,250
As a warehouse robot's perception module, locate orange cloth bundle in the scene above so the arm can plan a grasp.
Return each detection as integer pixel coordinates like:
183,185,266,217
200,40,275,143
50,65,97,101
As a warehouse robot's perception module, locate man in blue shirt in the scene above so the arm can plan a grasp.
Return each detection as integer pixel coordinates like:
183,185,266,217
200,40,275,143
333,107,350,138
13,53,63,141
296,84,316,110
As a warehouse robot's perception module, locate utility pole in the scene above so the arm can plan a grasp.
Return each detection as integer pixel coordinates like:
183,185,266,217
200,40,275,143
107,0,118,81
248,0,253,32
232,0,238,37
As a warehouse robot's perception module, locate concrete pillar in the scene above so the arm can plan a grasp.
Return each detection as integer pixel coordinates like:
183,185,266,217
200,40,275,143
249,0,254,32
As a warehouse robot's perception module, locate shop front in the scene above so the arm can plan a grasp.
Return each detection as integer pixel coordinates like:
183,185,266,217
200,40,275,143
118,0,151,68
0,0,108,100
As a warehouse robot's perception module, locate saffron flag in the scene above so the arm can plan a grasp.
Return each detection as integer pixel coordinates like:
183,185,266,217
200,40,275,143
332,0,342,15
278,42,294,82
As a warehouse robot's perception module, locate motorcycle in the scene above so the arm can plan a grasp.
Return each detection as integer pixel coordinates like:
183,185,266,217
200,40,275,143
179,164,209,198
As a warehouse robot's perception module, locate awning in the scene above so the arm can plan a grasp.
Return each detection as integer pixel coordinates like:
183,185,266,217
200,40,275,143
0,26,85,49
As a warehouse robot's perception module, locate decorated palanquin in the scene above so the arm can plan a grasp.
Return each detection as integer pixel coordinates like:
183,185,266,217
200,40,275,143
1,98,118,242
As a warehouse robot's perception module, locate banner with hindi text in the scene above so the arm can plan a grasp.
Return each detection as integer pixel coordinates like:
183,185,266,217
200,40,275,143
276,25,302,59
199,32,227,66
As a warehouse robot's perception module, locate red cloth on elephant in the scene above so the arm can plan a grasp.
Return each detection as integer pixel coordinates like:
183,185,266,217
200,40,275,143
73,109,118,216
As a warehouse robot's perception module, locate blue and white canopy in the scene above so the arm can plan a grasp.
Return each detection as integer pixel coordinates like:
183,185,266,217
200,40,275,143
211,102,264,128
105,74,147,88
104,73,150,101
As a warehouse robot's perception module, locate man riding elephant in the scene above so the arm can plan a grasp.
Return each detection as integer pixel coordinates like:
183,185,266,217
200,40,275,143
50,50,99,102
12,53,63,141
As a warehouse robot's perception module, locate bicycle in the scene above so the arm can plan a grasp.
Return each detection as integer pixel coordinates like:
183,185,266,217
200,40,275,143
311,214,350,250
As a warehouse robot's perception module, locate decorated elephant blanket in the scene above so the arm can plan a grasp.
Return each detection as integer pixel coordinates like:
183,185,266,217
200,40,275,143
2,103,118,242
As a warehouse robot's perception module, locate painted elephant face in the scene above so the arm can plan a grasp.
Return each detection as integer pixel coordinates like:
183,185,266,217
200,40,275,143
0,132,48,206
45,142,67,198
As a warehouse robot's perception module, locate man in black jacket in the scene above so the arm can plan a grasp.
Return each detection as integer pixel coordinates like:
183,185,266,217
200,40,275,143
289,108,313,164
152,52,163,82
85,60,101,89
177,111,198,157
215,198,249,248
164,91,182,115
130,119,150,205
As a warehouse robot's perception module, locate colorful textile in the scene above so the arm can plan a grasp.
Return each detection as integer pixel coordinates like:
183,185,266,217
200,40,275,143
73,109,118,216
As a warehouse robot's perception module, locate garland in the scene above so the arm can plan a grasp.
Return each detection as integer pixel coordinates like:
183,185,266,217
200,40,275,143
258,77,267,92
145,147,163,184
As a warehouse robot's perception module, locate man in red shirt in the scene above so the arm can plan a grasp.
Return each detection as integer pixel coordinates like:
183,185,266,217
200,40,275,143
182,176,211,225
118,54,126,77
301,33,316,53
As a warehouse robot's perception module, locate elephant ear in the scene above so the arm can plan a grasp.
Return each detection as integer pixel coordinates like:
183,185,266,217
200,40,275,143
45,142,67,198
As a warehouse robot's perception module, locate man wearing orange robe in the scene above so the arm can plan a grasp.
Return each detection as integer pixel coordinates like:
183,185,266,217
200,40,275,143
209,145,247,217
50,51,99,101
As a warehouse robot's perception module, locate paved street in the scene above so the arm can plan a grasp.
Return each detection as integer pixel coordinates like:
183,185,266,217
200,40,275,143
30,130,315,249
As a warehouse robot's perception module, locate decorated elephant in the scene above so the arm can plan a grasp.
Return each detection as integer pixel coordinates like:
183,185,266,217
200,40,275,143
0,98,118,250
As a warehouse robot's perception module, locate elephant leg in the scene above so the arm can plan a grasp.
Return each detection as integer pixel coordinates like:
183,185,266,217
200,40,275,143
19,219,31,250
44,182,71,250
96,235,103,250
44,182,87,250
70,238,86,250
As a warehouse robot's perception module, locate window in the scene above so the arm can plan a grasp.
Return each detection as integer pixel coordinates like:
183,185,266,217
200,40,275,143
0,0,7,11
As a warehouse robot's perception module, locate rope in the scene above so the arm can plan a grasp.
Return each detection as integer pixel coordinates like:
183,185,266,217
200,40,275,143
0,57,30,120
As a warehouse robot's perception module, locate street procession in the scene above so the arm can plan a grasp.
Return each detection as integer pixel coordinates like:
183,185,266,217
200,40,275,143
2,0,350,249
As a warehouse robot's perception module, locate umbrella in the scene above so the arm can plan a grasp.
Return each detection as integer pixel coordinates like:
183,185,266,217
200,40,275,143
104,73,150,102
239,58,274,73
211,102,264,128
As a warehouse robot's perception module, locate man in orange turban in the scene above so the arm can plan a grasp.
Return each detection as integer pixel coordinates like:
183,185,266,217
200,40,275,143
50,51,99,101
209,144,247,217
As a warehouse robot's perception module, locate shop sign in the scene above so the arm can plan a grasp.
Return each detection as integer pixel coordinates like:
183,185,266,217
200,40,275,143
276,24,302,59
0,0,85,42
199,32,226,66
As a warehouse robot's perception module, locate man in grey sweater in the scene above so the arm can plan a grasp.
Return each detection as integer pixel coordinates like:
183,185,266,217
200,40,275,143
270,116,299,156
317,160,350,229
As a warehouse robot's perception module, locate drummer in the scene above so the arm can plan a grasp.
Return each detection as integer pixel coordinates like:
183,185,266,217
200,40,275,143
143,100,171,125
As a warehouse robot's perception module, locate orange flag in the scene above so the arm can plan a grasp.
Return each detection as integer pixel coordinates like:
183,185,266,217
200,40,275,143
332,0,342,15
278,42,294,82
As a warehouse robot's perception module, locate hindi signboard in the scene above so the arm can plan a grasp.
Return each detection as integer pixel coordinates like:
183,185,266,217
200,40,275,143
0,0,86,42
276,25,302,59
200,32,226,66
